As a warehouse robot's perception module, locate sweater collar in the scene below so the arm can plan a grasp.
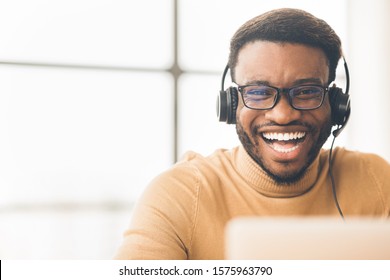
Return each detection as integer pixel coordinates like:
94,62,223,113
235,145,320,198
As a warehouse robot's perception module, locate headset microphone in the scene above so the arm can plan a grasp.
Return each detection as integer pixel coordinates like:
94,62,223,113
328,57,351,219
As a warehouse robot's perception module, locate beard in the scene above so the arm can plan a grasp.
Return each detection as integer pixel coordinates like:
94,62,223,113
236,118,332,185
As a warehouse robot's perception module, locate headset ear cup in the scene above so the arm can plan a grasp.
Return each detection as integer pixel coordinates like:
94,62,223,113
329,86,351,127
227,87,238,124
217,90,228,123
216,87,238,124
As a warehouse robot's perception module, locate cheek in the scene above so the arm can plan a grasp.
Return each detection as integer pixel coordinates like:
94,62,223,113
236,99,264,124
314,99,332,125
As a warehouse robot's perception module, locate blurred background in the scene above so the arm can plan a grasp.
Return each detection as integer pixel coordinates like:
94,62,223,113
0,0,389,259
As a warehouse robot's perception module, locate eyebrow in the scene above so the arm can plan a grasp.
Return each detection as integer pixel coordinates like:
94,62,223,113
240,78,324,87
291,78,324,86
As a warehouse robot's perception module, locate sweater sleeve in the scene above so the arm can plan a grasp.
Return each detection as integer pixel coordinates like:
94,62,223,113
114,162,200,259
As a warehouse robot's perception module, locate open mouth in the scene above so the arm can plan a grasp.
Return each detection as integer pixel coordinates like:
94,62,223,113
262,132,306,153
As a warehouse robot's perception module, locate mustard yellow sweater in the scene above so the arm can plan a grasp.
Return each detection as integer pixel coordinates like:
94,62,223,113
115,146,390,259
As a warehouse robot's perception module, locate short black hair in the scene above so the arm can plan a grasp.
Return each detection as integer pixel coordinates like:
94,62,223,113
228,8,342,84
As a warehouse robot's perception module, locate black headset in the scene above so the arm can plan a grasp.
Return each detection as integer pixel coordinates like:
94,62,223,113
217,58,351,137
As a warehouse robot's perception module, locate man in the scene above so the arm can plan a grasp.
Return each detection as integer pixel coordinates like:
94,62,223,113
115,8,390,260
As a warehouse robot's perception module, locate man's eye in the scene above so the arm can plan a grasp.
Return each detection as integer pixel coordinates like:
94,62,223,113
246,87,274,96
293,87,322,98
298,89,318,95
247,90,269,95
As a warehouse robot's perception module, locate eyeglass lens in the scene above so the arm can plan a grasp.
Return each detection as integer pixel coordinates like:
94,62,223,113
241,85,325,110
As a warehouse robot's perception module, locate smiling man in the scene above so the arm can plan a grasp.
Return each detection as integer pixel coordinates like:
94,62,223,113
115,8,390,260
234,42,332,184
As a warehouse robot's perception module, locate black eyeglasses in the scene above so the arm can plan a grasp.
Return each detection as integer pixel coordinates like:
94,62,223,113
236,83,328,110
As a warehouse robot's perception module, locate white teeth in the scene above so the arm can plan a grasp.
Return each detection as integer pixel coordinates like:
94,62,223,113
273,145,300,153
263,132,306,141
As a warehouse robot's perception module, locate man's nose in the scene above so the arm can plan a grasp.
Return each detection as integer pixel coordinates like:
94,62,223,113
264,94,302,124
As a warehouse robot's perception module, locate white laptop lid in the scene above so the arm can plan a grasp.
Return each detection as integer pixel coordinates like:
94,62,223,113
225,217,390,260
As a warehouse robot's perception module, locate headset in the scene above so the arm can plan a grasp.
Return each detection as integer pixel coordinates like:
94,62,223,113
217,58,351,137
216,57,351,219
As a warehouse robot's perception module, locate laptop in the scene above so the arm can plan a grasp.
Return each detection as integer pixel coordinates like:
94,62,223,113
225,217,390,259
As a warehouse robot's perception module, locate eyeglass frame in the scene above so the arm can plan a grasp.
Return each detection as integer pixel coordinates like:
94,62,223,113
234,82,329,111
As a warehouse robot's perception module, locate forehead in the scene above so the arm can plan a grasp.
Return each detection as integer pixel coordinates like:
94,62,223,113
234,41,329,86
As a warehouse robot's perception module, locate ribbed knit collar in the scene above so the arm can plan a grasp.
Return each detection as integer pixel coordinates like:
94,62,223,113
235,145,320,198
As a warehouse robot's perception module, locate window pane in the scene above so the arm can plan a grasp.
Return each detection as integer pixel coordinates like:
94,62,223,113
179,0,347,71
178,74,240,157
0,65,173,206
0,0,173,68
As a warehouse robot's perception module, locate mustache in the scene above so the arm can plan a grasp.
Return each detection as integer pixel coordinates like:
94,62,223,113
251,121,316,135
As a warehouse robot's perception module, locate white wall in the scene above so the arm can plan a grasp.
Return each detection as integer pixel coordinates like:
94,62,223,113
346,0,390,162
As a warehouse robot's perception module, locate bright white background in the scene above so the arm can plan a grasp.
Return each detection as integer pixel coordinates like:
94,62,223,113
0,0,389,259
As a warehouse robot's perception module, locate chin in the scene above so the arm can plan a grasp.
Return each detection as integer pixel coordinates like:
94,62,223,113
263,163,310,185
236,119,332,185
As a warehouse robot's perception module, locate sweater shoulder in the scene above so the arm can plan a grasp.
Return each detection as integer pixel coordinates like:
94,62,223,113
140,148,237,214
329,147,390,214
179,148,236,165
331,147,390,168
174,148,237,177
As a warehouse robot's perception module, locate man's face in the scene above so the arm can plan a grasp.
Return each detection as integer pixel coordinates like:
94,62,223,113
234,41,332,184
